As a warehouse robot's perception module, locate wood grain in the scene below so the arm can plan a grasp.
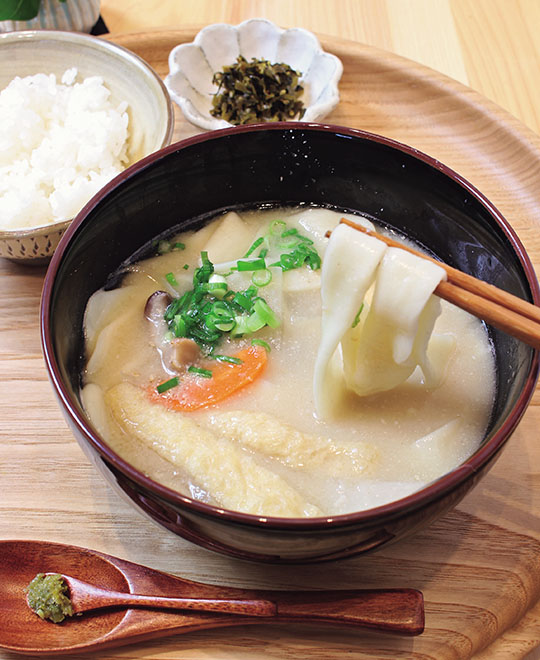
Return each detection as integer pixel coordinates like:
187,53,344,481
0,540,423,654
1,24,540,660
99,0,540,138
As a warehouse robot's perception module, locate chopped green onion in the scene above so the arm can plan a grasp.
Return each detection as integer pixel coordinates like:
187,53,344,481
215,319,236,332
306,250,321,270
204,282,228,294
252,268,272,287
173,242,186,250
157,240,171,254
278,237,301,249
296,235,314,245
212,355,244,365
173,315,187,337
277,227,302,249
274,253,295,270
247,311,266,333
164,299,179,321
188,366,213,378
161,248,281,354
253,298,280,329
245,285,258,298
211,301,233,317
233,292,253,310
165,272,178,286
193,251,214,286
251,339,271,352
269,219,287,235
231,315,250,337
236,258,266,272
244,236,264,257
209,273,227,286
183,264,189,270
258,247,268,258
156,377,179,393
270,242,321,272
352,303,364,328
203,314,219,331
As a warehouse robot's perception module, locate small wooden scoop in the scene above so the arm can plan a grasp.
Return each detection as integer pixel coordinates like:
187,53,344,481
0,540,424,655
37,572,277,618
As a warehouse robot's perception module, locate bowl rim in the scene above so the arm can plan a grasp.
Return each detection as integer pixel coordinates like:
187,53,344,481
0,29,175,239
41,121,540,531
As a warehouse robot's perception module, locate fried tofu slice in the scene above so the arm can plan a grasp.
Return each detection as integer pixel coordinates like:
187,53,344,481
209,411,379,476
105,383,322,518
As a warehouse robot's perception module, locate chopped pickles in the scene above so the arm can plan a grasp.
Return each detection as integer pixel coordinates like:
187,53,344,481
210,56,305,125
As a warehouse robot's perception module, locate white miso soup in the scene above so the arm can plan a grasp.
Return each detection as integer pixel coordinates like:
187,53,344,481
81,207,495,517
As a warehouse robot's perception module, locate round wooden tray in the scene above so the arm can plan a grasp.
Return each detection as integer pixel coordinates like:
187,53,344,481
0,29,539,660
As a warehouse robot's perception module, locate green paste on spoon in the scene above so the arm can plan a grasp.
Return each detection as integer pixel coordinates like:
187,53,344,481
26,573,74,623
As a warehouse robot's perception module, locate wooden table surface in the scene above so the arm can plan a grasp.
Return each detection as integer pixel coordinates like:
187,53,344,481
100,0,540,138
1,1,540,659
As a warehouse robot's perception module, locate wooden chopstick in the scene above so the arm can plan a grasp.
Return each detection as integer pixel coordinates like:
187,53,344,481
336,217,540,350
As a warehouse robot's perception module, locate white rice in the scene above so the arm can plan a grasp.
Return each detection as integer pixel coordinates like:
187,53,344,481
0,68,129,230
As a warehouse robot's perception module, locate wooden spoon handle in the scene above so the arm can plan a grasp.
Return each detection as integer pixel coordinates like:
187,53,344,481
269,588,424,635
63,573,422,632
108,588,423,634
103,593,276,617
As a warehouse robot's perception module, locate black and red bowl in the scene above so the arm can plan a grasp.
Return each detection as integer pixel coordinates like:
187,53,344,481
41,123,539,563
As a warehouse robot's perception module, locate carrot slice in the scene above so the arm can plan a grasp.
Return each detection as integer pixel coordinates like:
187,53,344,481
148,345,268,412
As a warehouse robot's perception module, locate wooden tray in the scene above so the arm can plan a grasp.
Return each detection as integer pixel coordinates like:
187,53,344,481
1,29,539,660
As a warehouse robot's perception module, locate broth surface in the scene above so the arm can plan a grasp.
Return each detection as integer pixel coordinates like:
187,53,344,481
81,207,495,516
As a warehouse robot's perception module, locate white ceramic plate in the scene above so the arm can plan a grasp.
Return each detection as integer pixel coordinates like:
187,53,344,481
165,18,343,131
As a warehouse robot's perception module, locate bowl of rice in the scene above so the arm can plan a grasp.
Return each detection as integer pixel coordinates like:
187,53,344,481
0,30,174,264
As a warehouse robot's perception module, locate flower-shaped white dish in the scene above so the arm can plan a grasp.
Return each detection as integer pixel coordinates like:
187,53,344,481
165,18,343,131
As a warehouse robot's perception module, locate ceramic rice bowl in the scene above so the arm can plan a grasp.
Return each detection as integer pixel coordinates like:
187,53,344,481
0,30,174,263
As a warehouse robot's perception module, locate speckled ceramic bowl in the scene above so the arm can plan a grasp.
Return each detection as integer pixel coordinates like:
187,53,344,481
165,18,343,131
0,30,174,264
41,123,539,563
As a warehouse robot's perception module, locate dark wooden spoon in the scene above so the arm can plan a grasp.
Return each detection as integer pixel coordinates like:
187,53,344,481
39,573,277,617
0,540,424,655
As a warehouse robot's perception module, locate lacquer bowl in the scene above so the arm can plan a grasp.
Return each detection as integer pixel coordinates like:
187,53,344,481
41,123,539,563
165,18,343,130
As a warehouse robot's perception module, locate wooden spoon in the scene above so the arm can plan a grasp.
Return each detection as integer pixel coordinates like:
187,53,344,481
0,539,424,655
39,573,277,617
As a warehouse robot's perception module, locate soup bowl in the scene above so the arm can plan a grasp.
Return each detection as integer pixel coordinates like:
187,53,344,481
41,123,539,563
